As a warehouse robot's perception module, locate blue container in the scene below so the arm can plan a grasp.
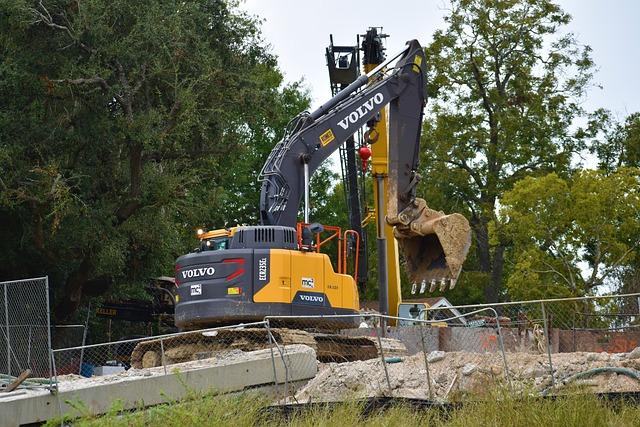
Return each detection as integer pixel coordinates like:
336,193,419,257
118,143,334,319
80,362,94,378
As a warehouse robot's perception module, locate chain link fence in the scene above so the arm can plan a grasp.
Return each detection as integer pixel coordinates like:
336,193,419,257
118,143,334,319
265,309,511,403
45,293,640,406
413,293,640,395
0,276,54,390
52,321,278,379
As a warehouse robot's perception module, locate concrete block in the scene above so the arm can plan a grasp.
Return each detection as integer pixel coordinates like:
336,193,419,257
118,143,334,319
0,344,316,427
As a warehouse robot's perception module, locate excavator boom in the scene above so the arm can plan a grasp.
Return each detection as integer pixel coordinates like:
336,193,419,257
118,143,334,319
259,40,471,292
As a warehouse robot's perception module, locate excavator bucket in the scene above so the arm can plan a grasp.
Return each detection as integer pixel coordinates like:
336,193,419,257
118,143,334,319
388,198,471,292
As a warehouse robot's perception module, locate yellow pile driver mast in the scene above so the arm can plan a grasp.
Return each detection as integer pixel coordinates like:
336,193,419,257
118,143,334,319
360,29,402,317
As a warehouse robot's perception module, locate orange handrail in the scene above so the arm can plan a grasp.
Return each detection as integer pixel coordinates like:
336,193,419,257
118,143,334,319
296,223,360,280
296,222,347,274
343,230,360,280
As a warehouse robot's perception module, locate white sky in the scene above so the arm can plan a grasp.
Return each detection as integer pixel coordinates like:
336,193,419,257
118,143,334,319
241,0,640,118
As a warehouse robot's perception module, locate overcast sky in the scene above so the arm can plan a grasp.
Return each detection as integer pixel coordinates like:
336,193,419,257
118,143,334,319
241,0,640,119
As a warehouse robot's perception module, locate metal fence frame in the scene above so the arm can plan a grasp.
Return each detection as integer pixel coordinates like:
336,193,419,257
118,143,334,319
52,320,272,378
42,292,640,404
0,276,54,390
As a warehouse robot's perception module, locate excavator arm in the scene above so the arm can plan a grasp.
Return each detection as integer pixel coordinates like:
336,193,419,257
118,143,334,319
260,40,424,226
259,39,471,290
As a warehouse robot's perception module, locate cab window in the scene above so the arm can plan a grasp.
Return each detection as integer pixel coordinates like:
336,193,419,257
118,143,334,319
202,237,229,251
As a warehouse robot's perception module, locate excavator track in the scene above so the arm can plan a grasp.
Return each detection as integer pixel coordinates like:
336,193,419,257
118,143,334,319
129,328,392,369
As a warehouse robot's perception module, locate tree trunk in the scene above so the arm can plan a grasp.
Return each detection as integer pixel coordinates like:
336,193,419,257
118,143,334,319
470,213,504,303
488,244,505,303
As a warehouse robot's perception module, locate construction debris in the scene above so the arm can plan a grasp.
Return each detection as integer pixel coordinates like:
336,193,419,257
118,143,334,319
294,348,640,402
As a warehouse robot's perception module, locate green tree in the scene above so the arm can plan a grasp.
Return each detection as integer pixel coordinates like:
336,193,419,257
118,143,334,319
0,0,309,320
580,111,640,299
581,109,640,172
500,170,640,300
420,0,595,302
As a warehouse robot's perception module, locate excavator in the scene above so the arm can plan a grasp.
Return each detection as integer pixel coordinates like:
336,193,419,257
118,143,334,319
129,36,470,368
173,36,470,329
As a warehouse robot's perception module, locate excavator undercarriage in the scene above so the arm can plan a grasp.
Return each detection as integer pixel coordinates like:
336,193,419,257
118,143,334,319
130,327,406,369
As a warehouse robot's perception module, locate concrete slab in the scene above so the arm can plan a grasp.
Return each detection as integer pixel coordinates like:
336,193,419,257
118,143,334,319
0,344,317,427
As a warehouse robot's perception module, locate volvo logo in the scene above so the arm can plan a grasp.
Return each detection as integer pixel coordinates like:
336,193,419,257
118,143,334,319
294,291,328,306
300,294,324,303
337,92,384,131
181,267,215,279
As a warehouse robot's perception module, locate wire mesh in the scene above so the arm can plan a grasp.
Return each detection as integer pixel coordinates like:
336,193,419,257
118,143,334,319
52,321,274,379
0,276,53,390
45,293,640,405
265,309,510,403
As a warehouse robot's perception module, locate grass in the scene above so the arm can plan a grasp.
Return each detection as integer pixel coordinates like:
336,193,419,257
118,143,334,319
45,390,640,427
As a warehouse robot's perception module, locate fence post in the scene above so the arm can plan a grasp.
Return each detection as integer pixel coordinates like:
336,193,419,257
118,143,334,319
159,338,167,375
78,302,91,375
418,323,433,399
265,320,282,397
4,283,10,376
491,309,513,390
375,316,392,394
265,319,290,401
44,277,54,382
541,302,555,387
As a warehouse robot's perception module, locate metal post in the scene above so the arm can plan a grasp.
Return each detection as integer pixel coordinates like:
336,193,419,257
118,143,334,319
4,283,10,376
266,321,290,401
78,302,91,375
492,311,513,391
541,302,555,387
375,316,392,393
44,277,54,382
375,175,388,321
27,326,32,368
303,162,310,224
160,339,167,375
265,321,280,387
418,323,433,399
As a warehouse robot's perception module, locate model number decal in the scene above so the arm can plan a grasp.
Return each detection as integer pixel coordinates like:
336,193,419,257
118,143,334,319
258,257,268,281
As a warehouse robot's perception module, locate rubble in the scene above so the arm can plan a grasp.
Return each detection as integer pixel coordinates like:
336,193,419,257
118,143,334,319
294,350,640,402
427,350,445,363
626,346,640,360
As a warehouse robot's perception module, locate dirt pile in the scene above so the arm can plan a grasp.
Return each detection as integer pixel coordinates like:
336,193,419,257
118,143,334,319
294,348,640,402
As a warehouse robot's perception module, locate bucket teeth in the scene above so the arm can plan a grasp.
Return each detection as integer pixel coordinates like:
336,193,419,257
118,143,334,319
419,280,427,294
388,198,471,289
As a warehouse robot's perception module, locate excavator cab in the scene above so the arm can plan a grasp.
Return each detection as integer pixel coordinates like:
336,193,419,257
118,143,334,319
197,228,233,252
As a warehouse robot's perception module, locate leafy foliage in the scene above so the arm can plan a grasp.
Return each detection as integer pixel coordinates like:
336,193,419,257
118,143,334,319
0,0,309,319
421,0,595,301
501,169,640,300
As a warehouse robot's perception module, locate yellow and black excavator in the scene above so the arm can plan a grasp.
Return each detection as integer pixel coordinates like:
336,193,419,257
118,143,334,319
173,36,471,330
